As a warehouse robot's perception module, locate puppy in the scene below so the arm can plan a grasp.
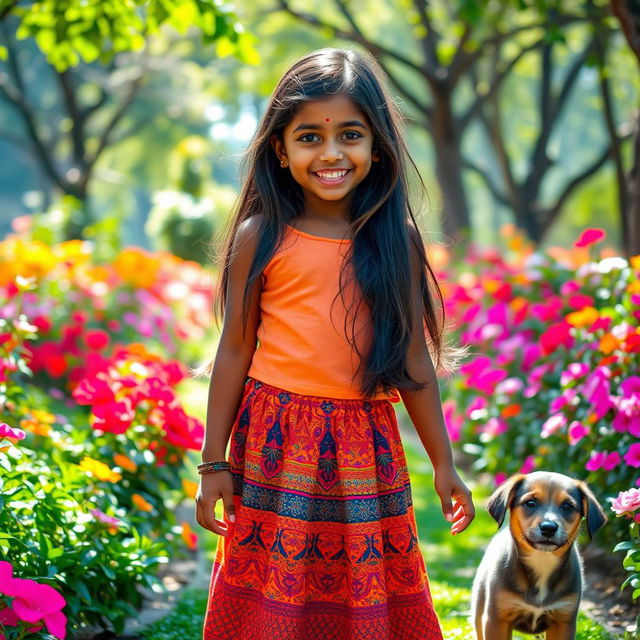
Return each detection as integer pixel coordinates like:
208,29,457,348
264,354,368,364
471,471,606,640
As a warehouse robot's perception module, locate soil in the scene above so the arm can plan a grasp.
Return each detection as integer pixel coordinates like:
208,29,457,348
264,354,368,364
581,543,638,637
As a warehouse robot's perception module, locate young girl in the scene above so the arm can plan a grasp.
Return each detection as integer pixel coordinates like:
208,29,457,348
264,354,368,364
195,48,474,640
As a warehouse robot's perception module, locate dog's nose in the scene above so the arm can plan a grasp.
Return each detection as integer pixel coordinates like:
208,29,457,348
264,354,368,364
539,521,559,537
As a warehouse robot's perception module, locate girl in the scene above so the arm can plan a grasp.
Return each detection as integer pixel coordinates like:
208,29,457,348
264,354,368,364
195,48,474,640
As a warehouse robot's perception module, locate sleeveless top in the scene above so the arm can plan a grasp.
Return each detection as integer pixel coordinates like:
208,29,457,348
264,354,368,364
247,225,400,402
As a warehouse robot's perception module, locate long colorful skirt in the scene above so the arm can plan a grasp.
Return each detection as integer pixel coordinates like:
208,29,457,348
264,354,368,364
203,378,442,640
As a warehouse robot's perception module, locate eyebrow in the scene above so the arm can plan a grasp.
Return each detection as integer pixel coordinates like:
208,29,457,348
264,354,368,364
292,120,367,133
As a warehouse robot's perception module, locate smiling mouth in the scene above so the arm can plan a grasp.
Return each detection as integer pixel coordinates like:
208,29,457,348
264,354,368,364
313,169,351,183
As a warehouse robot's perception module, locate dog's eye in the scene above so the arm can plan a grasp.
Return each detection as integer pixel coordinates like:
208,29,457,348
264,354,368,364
561,502,575,513
523,499,537,509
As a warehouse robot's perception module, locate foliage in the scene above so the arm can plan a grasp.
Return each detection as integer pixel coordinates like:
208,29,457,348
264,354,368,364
0,240,209,636
442,228,639,545
0,0,258,71
612,488,640,639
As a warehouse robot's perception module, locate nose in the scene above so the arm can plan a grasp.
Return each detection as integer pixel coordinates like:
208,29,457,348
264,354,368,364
539,520,559,537
320,141,343,162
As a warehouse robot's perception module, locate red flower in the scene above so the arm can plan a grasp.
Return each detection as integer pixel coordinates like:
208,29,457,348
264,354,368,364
84,329,110,351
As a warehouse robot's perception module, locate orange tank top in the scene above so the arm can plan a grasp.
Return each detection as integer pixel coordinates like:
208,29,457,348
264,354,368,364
247,225,400,402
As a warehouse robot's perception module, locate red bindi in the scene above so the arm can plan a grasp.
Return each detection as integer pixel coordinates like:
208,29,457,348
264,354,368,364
325,118,331,122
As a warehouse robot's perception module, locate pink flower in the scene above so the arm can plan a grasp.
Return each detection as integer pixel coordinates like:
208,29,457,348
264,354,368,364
495,377,524,395
568,421,589,445
611,488,640,516
541,414,567,438
91,398,135,435
613,395,640,436
519,456,536,474
583,367,613,420
603,451,621,471
0,423,25,440
522,343,542,371
465,395,488,419
481,417,508,439
90,509,122,527
84,329,110,351
494,472,508,486
624,443,640,468
568,294,595,309
443,400,463,442
575,228,606,248
560,362,590,385
586,451,606,472
0,561,67,639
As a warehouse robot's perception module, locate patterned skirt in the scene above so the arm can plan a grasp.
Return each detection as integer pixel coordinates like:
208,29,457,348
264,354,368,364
203,378,442,640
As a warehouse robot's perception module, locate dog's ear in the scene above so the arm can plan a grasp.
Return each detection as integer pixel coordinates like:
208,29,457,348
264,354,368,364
487,474,526,527
578,481,607,540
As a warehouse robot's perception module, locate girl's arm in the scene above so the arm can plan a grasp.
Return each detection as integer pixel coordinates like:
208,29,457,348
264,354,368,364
196,216,262,535
398,234,475,535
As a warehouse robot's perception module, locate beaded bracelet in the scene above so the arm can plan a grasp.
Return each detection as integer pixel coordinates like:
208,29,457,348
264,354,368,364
198,461,231,475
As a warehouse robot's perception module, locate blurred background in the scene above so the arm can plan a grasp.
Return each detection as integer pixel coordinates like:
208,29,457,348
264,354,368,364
1,0,638,259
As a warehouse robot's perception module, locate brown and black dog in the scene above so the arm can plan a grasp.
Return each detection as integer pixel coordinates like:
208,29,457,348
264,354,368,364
471,471,606,640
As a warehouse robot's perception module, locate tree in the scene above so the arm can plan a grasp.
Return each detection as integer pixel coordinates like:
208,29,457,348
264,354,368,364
0,0,257,239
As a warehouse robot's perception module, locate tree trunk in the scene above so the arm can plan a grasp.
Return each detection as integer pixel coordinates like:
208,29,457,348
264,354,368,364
431,91,471,242
626,111,640,257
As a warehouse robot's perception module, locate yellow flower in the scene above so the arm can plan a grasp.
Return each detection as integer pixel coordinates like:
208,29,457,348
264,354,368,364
30,409,56,424
630,255,640,272
79,456,122,483
182,479,199,499
132,493,154,512
113,453,137,473
566,306,599,328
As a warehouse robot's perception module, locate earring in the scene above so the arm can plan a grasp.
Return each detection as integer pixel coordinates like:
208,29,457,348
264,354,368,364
280,160,287,168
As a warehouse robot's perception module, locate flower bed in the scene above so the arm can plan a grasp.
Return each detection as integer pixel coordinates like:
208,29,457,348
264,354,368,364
0,239,210,638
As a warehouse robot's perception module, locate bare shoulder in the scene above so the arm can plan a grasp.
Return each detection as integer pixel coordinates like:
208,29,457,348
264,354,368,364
233,215,265,250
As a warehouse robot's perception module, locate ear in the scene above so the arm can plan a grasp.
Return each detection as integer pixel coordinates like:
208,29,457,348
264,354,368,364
487,474,526,528
578,481,607,541
270,134,288,168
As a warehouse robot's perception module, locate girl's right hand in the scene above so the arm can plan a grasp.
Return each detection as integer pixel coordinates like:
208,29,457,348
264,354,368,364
195,471,236,536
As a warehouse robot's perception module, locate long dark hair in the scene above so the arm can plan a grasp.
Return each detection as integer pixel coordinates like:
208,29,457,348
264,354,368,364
201,48,461,397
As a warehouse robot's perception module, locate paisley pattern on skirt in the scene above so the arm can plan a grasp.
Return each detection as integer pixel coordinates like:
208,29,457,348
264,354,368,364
203,378,443,640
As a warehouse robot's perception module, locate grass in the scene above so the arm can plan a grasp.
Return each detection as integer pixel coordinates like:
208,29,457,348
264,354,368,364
146,385,613,639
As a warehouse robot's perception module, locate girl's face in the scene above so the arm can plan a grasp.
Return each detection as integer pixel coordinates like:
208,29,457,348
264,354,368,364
271,94,378,216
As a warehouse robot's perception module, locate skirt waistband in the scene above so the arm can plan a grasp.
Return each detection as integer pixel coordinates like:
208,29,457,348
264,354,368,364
245,377,392,409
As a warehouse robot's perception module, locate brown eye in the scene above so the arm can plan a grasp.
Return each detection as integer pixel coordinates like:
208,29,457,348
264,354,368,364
523,499,537,509
561,502,575,513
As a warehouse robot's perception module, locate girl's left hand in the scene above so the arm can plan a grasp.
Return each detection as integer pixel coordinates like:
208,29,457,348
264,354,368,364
433,465,475,535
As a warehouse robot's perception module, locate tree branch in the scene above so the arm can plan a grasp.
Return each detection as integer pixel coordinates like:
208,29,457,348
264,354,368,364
462,157,510,207
411,0,440,71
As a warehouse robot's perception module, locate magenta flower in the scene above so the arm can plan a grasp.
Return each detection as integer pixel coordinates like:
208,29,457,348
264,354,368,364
603,451,621,471
575,228,606,248
443,400,462,442
494,472,508,486
583,367,613,419
0,423,25,440
0,561,67,639
522,343,542,371
568,421,589,445
586,451,606,472
624,443,640,468
519,456,536,474
90,509,122,527
613,395,640,436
